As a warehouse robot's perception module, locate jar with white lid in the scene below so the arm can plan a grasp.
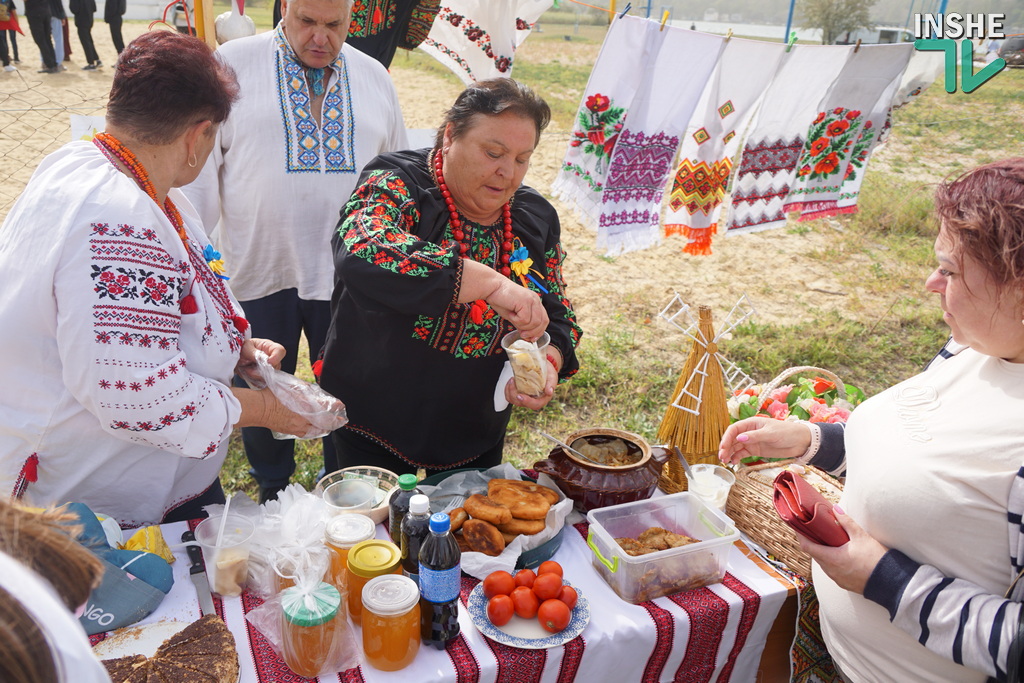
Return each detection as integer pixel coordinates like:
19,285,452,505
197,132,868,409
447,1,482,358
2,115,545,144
361,574,420,671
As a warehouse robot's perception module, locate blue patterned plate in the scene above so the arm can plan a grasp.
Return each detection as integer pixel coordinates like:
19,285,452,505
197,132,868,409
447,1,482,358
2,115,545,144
466,581,590,649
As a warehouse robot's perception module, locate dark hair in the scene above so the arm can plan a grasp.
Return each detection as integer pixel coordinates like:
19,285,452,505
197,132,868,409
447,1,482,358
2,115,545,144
107,31,239,145
434,78,551,150
934,158,1024,292
0,586,59,683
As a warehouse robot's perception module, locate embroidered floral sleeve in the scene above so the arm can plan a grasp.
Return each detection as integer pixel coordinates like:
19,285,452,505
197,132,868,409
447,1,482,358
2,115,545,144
541,241,583,382
337,169,464,317
57,219,239,459
399,0,440,50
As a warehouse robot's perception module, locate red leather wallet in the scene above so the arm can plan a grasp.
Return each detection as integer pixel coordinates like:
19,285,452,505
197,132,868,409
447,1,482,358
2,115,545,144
772,470,850,547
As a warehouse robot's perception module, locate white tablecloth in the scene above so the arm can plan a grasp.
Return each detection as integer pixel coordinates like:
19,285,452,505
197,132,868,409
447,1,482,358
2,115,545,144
98,517,789,683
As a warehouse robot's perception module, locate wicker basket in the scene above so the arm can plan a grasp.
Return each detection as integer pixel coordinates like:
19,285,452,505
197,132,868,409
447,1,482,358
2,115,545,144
725,460,843,577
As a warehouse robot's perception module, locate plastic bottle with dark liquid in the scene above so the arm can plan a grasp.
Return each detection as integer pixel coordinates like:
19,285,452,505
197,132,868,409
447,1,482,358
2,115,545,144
417,512,461,649
400,494,431,586
389,473,422,545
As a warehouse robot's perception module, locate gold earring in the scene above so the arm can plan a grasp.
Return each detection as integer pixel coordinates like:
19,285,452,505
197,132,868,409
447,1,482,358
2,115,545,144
188,153,198,169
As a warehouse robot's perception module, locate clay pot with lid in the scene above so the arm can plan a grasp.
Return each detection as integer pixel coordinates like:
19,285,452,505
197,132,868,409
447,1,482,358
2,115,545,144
533,428,669,513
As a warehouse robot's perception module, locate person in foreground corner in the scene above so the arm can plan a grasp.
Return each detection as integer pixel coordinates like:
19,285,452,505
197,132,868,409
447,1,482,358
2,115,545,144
0,31,321,529
319,77,583,478
720,157,1024,682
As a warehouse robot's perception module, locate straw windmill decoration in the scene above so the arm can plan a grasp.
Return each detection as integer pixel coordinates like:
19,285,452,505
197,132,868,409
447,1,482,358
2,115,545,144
656,294,756,491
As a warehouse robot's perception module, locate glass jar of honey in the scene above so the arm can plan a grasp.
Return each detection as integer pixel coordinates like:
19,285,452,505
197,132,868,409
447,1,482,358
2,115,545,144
346,539,401,625
361,574,421,671
280,581,341,678
324,513,376,594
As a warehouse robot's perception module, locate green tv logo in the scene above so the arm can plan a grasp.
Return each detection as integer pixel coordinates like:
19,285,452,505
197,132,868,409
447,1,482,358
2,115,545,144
914,13,1006,93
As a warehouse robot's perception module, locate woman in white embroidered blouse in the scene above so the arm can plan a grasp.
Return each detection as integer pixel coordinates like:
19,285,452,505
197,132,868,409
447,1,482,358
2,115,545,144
0,31,322,528
719,158,1024,681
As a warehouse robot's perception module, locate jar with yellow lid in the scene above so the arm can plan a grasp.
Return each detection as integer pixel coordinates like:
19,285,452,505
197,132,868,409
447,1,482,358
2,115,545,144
361,574,420,671
345,539,401,625
280,581,341,678
324,513,376,594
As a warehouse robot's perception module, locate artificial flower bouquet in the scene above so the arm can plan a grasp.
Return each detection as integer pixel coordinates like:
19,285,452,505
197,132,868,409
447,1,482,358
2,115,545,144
727,375,866,424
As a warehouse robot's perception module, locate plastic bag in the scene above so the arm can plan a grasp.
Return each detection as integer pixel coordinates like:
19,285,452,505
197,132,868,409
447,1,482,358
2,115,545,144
208,488,328,599
238,350,348,439
245,552,362,677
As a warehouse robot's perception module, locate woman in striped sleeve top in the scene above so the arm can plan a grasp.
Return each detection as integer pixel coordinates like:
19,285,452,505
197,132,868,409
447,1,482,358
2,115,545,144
720,158,1024,682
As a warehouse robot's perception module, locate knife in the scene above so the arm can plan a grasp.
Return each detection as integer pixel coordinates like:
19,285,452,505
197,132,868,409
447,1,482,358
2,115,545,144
181,530,217,616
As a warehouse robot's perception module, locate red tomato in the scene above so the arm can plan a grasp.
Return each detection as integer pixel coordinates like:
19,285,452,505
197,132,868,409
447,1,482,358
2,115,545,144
532,572,563,601
557,585,578,610
487,595,514,626
538,598,571,633
483,570,516,599
537,560,563,578
513,568,536,589
510,585,540,619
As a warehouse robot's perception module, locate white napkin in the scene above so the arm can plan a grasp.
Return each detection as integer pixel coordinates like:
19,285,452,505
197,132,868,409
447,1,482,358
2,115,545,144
493,361,514,411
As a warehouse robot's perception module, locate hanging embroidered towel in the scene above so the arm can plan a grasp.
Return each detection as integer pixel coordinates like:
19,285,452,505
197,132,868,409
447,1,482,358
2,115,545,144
783,43,914,222
551,15,657,230
726,44,851,236
662,36,786,255
597,27,723,256
418,0,552,84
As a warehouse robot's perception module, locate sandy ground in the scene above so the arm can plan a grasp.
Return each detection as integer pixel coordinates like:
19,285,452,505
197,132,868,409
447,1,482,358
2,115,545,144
0,23,931,342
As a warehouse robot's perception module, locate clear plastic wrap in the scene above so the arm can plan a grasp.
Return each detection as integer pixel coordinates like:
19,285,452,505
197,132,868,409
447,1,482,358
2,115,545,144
238,350,348,439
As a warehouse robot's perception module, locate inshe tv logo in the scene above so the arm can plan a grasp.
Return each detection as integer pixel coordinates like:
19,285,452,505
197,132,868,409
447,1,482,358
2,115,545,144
914,13,1006,93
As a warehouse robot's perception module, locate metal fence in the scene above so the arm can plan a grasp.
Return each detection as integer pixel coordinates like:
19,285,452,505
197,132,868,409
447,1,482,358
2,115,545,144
1,77,108,221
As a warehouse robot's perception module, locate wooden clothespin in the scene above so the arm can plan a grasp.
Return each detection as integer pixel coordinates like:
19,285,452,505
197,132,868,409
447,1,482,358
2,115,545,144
785,31,797,53
660,9,669,31
854,38,862,53
725,28,733,42
618,2,631,19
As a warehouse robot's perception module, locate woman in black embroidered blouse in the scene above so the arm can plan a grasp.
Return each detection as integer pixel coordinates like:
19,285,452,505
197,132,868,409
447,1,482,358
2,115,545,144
320,78,582,475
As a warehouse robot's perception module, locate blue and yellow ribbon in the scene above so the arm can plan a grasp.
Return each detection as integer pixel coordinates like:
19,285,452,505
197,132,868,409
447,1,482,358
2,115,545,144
203,244,230,280
508,239,549,294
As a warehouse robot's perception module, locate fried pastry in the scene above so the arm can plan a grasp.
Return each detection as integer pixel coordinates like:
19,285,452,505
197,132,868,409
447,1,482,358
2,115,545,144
488,486,550,520
448,507,468,532
497,517,546,535
464,493,513,525
462,519,506,556
488,478,560,505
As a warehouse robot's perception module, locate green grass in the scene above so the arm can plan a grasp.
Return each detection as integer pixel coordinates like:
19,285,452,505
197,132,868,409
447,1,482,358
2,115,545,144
217,20,1024,499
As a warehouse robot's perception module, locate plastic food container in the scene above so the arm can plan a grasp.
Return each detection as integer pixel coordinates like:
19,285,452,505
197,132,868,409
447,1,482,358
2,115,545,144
585,492,738,604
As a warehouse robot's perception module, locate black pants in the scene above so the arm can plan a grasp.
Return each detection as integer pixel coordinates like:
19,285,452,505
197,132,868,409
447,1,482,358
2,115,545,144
0,30,9,66
27,14,55,68
73,11,97,63
331,426,505,478
5,29,17,60
106,15,122,53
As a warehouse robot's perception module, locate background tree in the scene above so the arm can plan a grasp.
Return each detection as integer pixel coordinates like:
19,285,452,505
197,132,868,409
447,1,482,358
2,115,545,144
799,0,877,45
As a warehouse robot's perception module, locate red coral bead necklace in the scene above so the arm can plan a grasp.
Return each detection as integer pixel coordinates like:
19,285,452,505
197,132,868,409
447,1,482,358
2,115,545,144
93,132,188,244
433,149,513,278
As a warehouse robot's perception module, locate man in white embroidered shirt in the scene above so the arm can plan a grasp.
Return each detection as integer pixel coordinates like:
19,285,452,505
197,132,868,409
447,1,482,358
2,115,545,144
184,0,407,503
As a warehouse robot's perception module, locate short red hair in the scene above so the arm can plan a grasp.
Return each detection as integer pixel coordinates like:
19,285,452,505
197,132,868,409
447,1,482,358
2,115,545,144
935,158,1024,293
107,31,238,145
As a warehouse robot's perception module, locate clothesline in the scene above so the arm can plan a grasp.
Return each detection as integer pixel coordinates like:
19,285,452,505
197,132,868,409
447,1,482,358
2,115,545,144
536,110,1019,141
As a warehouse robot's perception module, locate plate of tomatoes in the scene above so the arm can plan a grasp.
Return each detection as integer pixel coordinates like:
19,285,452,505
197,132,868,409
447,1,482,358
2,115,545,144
466,561,590,649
